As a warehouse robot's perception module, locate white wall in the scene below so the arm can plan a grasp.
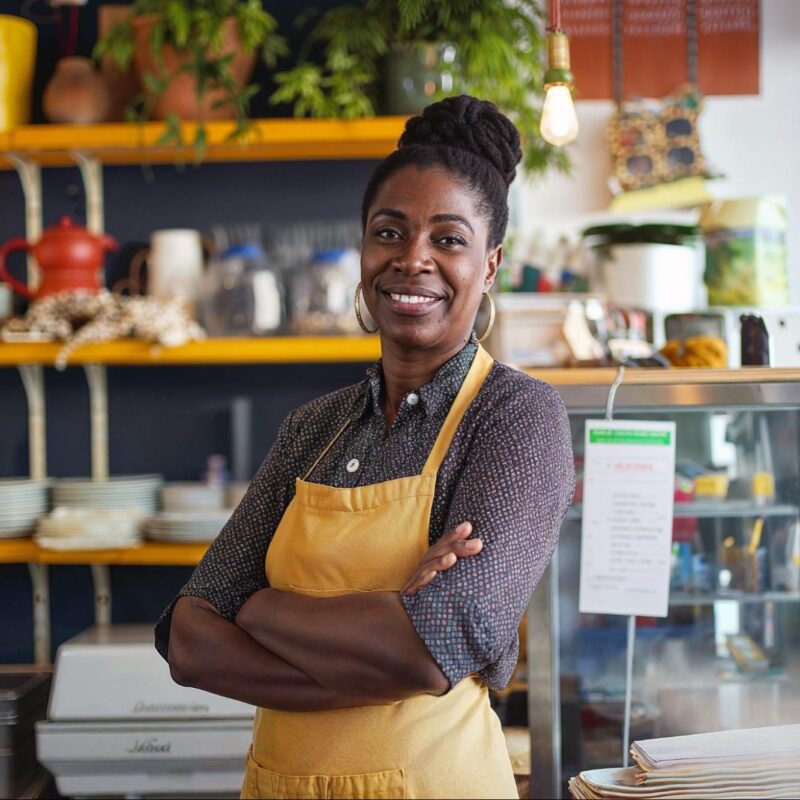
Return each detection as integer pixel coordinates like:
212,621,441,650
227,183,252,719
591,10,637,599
519,0,800,301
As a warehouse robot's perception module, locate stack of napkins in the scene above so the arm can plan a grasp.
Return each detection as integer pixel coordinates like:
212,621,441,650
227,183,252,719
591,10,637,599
569,725,800,799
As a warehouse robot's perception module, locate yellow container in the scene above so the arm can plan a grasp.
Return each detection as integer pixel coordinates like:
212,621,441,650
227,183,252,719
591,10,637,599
0,15,37,130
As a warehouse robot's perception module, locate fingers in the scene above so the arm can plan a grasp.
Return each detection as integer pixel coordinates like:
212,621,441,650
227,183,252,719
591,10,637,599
402,522,483,596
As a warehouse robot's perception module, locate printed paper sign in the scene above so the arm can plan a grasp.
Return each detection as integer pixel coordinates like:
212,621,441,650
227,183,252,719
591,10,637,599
579,419,676,618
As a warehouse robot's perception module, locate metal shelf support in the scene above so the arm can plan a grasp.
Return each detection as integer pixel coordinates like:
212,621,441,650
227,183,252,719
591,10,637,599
71,151,105,235
90,564,112,626
18,364,47,480
28,563,50,665
8,154,42,290
83,364,109,480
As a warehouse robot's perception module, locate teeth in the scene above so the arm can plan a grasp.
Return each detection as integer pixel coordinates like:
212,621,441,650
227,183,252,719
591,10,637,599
390,293,437,305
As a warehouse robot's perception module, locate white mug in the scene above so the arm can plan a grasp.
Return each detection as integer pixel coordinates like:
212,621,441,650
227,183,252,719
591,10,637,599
119,229,208,312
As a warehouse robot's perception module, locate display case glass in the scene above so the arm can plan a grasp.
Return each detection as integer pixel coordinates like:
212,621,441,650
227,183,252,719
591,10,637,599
526,374,800,799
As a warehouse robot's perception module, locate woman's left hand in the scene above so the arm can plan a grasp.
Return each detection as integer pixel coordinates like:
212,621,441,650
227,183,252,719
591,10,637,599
402,522,482,597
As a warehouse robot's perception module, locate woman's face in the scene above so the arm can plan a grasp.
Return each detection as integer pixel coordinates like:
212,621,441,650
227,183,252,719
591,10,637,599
361,165,501,354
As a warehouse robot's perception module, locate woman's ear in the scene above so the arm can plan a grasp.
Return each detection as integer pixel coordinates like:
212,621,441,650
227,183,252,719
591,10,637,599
485,244,503,289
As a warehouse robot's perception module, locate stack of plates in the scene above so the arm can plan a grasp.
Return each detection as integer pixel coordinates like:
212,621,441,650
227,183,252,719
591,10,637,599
52,476,162,515
144,511,231,543
35,508,143,551
569,724,800,799
161,483,225,512
0,479,49,538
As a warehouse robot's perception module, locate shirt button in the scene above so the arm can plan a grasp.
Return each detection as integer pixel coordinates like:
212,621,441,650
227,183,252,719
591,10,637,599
406,393,420,406
346,458,360,473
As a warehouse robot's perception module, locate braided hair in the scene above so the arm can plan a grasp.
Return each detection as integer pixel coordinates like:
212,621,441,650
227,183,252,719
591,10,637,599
361,96,522,249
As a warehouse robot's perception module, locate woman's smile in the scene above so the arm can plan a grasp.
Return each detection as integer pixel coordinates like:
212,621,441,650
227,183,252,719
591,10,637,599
381,286,445,316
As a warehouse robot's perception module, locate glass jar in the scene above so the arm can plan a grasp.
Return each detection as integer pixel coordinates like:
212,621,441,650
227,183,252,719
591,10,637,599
289,248,361,335
199,244,285,336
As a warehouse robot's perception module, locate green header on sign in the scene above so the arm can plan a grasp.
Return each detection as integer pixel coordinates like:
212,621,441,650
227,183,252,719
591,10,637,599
589,428,672,445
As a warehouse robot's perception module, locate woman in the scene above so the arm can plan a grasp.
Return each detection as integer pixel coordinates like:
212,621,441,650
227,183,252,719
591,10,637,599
156,95,574,799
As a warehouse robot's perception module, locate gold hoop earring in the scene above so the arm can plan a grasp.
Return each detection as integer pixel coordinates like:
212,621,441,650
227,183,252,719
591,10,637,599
354,281,379,334
475,291,496,343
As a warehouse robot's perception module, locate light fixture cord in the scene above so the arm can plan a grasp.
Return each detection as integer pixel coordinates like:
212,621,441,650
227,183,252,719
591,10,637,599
549,0,562,32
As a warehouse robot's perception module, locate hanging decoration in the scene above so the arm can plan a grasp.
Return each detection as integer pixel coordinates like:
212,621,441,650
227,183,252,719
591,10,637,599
608,0,710,192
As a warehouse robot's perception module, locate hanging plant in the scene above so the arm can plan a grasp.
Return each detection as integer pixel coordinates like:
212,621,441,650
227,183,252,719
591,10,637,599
271,0,570,176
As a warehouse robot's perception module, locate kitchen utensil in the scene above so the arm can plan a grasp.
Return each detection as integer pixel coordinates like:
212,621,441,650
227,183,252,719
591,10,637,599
0,218,117,301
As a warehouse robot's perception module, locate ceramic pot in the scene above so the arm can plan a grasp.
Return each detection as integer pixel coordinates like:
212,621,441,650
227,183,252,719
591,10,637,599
0,15,36,130
43,57,111,124
382,42,456,115
132,15,257,120
0,217,117,301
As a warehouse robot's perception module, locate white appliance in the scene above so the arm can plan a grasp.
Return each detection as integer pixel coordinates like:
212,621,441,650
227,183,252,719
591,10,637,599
36,625,255,797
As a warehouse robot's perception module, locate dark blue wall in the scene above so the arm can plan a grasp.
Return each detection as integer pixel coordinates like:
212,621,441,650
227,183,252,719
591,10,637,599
0,1,380,663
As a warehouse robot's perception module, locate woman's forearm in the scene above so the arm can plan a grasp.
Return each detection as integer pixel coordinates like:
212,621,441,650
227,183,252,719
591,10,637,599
168,596,389,711
235,589,449,700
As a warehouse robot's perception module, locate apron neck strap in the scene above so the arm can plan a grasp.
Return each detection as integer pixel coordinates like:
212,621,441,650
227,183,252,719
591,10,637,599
421,345,494,478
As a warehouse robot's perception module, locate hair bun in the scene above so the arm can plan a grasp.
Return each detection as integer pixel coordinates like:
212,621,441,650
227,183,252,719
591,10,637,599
399,95,522,185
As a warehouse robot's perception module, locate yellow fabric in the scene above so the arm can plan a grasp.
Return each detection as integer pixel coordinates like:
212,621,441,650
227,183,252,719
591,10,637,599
245,345,517,799
0,16,36,130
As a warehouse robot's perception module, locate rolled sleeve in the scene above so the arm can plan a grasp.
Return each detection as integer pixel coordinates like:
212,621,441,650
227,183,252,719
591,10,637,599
402,381,574,690
154,411,298,660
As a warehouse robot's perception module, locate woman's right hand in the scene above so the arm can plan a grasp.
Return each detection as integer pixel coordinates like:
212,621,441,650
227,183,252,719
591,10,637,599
402,522,482,597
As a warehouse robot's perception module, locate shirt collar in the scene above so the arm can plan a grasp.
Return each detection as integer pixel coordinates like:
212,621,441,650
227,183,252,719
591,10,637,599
359,341,478,420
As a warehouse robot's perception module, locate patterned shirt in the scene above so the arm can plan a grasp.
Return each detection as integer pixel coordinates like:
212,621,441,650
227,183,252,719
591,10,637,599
155,342,575,691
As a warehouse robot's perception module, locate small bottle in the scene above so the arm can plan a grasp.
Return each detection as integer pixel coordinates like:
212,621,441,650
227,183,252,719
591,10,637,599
740,314,770,366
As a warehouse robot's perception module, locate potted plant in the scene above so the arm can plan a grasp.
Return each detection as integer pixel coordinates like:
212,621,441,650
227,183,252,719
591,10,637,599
94,0,287,158
271,0,569,175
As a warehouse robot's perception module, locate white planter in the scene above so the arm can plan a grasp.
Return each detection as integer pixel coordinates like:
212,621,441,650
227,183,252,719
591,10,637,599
601,243,701,313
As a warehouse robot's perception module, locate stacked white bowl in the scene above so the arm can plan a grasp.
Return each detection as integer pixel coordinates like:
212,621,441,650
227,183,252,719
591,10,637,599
0,479,49,538
144,482,231,543
51,475,162,515
35,508,144,551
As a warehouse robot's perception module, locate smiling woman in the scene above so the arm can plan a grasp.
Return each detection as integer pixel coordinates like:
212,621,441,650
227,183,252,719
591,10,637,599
156,96,575,800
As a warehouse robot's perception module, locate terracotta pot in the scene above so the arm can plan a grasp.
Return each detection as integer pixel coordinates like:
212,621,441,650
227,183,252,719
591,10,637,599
132,15,257,121
43,56,111,124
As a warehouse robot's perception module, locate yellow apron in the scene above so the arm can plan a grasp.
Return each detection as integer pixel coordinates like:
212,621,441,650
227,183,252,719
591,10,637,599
243,345,518,800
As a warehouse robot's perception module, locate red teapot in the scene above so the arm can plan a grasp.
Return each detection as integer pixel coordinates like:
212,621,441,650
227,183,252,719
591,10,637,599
0,217,117,300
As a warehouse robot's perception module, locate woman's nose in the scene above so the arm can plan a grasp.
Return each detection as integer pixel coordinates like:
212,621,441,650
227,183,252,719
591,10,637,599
392,237,434,273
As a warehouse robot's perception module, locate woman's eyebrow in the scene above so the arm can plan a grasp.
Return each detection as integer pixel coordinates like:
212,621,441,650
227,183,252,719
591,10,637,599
369,208,406,223
430,213,474,233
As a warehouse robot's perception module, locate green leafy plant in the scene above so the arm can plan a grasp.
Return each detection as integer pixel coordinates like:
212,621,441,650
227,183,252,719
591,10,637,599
272,0,569,175
94,0,287,160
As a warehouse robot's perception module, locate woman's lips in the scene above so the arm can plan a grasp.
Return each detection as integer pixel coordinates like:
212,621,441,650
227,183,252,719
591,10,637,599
382,291,443,316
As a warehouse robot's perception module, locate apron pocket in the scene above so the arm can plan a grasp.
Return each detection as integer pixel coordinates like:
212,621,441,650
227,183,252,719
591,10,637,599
330,769,405,799
243,753,404,800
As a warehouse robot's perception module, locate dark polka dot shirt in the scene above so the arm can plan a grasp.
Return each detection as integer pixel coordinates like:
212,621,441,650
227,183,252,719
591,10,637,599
155,342,575,691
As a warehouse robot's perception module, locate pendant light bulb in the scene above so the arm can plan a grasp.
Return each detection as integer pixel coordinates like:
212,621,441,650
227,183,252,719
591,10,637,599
540,84,579,147
540,25,579,147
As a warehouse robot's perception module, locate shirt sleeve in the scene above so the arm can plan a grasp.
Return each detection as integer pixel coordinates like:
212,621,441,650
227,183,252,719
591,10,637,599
154,410,299,661
401,381,575,691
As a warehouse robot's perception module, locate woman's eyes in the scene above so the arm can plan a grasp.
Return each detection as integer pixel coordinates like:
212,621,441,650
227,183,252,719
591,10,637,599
372,229,466,247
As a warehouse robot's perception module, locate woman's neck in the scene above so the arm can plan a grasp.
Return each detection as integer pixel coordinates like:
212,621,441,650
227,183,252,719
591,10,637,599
378,338,470,427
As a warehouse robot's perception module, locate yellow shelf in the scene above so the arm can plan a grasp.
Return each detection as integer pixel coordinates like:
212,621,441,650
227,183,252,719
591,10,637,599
0,117,408,167
0,538,209,566
0,336,382,366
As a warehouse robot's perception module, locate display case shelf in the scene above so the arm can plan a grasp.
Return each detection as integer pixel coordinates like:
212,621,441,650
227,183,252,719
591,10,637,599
566,501,800,521
669,590,800,606
0,117,408,168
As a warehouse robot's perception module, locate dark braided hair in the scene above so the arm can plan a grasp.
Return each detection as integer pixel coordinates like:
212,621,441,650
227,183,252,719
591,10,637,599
361,96,522,249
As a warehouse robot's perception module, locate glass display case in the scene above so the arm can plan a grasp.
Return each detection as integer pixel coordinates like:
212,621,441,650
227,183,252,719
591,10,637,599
526,371,800,799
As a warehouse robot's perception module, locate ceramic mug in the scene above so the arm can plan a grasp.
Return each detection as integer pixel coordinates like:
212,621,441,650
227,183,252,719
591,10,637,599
117,229,210,312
